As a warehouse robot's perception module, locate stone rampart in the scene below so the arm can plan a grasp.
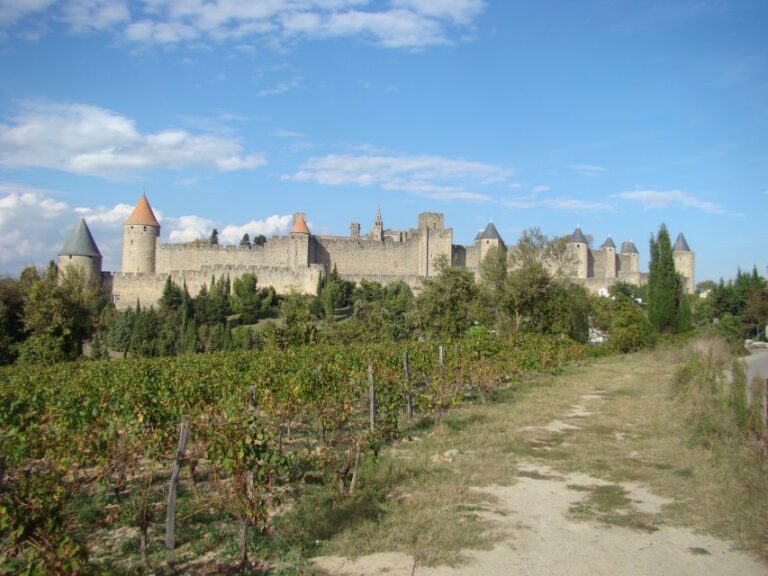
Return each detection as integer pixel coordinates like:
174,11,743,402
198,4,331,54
155,236,298,273
313,236,420,277
576,272,648,294
112,264,322,310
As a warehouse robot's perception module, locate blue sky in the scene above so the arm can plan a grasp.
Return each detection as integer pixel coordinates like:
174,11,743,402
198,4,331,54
0,0,766,283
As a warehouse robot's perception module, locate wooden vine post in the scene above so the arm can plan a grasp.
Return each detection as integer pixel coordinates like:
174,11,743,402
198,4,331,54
403,349,413,420
368,359,376,431
165,418,190,569
239,386,257,570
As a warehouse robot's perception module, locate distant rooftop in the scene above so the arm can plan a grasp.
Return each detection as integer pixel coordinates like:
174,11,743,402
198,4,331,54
125,194,160,227
291,213,310,235
568,227,589,244
621,241,639,254
476,221,504,243
600,237,616,249
674,233,691,252
59,217,101,258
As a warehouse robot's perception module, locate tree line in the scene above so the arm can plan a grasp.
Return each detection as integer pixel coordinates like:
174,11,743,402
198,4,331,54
2,224,756,367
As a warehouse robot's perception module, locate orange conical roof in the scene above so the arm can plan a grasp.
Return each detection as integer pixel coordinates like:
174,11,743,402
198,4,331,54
291,212,310,235
125,194,160,227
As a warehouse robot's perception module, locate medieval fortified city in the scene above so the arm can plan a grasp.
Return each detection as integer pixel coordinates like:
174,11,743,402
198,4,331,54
6,2,768,574
59,193,696,309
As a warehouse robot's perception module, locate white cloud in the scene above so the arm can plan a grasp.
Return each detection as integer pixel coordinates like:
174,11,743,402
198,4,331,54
502,195,612,213
531,184,550,194
166,213,294,244
61,0,130,33
0,183,122,272
273,129,304,138
0,100,266,178
570,163,607,177
392,0,486,25
220,215,293,243
258,76,303,96
0,182,295,274
0,0,55,27
74,202,136,225
1,0,485,49
288,152,507,201
166,215,216,243
618,189,725,214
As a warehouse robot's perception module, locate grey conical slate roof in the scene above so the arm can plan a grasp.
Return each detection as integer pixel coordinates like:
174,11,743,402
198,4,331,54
568,227,589,244
477,221,503,241
600,237,616,249
673,233,691,252
620,241,639,254
59,217,101,257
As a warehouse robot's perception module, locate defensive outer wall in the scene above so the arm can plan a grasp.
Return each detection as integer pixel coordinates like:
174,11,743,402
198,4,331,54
57,195,695,310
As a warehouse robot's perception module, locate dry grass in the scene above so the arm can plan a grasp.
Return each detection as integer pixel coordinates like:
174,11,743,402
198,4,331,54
306,343,768,564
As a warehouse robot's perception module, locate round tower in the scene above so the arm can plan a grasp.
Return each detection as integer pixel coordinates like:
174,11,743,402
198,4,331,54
600,237,617,278
59,217,102,283
122,194,160,273
673,233,695,294
620,241,640,274
289,212,311,269
567,227,589,279
475,221,505,263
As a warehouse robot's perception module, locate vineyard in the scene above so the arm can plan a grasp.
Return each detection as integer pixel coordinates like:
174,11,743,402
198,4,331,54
0,333,584,574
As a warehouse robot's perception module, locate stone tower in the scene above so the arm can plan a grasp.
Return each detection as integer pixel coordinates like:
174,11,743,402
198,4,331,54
673,233,695,294
371,206,384,242
122,194,160,273
290,212,311,268
620,241,640,273
600,237,617,278
59,217,102,283
475,221,505,262
567,227,589,279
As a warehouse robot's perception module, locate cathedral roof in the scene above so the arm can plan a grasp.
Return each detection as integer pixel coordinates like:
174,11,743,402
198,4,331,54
621,241,639,254
291,213,310,235
568,227,589,244
600,237,616,249
476,221,503,242
125,194,160,227
673,233,691,252
59,217,101,258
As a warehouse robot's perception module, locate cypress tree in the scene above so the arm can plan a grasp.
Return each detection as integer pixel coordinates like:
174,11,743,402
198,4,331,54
240,233,251,247
209,228,219,245
647,224,683,333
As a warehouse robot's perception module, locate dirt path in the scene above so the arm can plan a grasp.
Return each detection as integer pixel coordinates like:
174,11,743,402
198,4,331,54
313,349,768,575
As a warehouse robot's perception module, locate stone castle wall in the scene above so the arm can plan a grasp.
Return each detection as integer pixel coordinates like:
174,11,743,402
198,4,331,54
112,264,322,310
123,225,158,274
156,236,298,273
576,272,649,294
312,236,420,277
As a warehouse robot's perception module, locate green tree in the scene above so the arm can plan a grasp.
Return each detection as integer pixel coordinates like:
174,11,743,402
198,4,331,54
280,291,314,346
0,276,26,364
19,266,97,362
231,274,276,324
647,225,686,334
240,233,251,247
159,276,183,314
416,255,478,339
478,245,508,327
209,228,219,245
609,298,657,352
253,234,267,246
